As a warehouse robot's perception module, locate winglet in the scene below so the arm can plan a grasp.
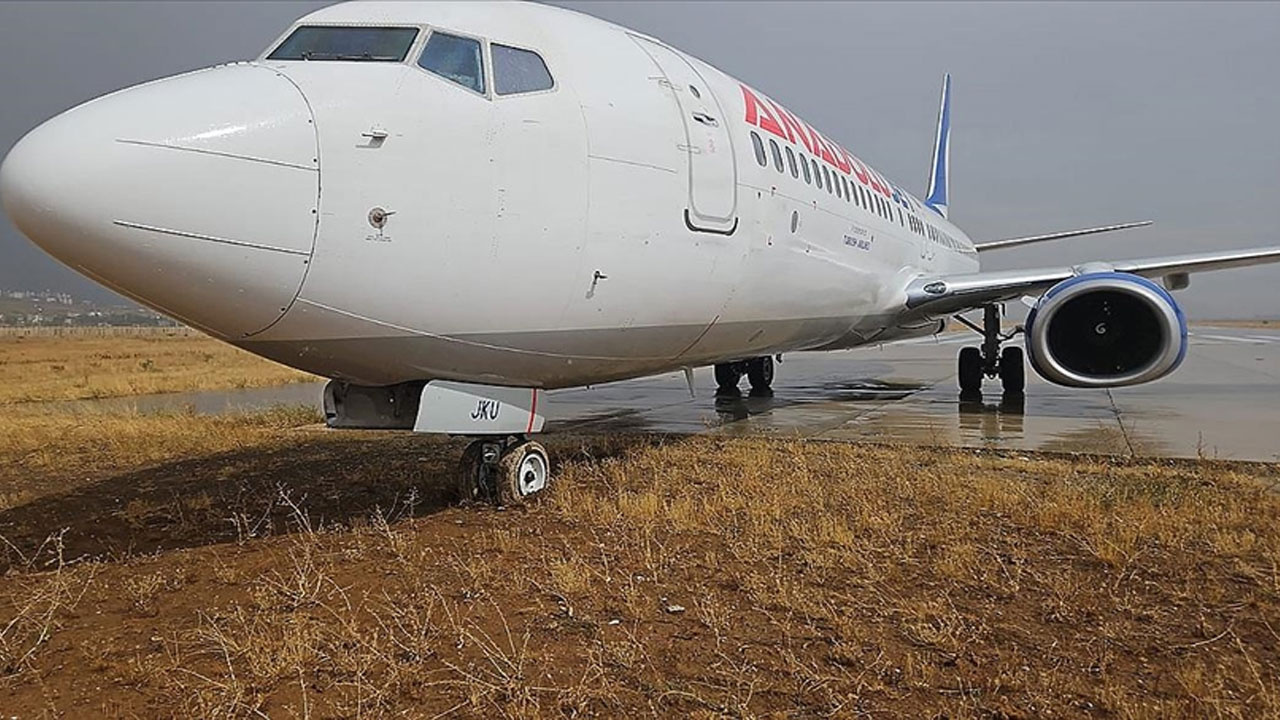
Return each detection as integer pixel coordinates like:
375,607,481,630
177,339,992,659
924,74,951,219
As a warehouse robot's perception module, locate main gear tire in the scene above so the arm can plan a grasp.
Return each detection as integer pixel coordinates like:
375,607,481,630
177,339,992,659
959,346,983,396
999,346,1026,396
746,356,774,394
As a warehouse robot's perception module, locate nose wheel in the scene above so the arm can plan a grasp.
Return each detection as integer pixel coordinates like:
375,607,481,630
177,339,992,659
457,437,551,506
955,304,1025,398
715,356,776,396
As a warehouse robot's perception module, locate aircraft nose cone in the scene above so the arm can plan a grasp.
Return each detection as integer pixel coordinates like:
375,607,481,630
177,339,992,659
0,64,319,338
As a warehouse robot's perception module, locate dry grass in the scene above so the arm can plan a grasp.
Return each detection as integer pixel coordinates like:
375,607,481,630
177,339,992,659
0,407,1276,717
0,331,316,404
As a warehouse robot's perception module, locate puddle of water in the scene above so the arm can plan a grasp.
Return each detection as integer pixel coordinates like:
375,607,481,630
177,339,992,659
43,382,327,415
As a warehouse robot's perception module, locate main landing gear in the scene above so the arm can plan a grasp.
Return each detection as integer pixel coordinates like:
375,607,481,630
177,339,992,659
715,356,775,396
955,304,1025,399
457,435,551,506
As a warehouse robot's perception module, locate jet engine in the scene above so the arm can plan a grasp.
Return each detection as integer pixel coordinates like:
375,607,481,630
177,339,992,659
1025,272,1187,388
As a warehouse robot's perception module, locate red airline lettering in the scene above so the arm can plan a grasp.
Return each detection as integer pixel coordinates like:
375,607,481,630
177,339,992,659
741,85,786,140
843,149,871,185
740,83,897,195
766,99,816,155
815,131,851,174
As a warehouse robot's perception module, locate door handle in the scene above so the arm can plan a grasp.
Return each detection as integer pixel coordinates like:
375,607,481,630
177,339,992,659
692,112,719,127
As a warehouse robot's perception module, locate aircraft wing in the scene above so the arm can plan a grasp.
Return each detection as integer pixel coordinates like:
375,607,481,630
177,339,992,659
904,245,1280,316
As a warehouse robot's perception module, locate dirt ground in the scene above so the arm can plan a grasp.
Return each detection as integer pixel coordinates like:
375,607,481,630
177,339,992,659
0,402,1277,718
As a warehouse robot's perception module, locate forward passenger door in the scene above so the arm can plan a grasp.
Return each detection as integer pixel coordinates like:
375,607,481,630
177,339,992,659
631,36,738,235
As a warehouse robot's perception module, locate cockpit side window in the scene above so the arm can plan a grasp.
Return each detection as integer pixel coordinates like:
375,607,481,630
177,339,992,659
492,44,554,95
268,26,419,62
418,31,486,94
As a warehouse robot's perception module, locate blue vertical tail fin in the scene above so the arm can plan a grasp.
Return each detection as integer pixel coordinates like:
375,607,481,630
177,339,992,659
925,74,951,219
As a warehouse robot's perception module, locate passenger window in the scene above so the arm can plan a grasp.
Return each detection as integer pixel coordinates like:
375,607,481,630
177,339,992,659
419,31,485,94
799,153,811,184
841,176,850,202
785,147,799,178
769,139,784,172
492,44,553,95
750,131,766,166
822,166,832,193
812,160,822,189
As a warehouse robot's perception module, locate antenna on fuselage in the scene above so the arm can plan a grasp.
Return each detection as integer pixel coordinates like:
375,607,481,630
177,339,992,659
925,74,952,219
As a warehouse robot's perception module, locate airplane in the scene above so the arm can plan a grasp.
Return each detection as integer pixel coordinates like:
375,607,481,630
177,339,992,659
3,1,1279,505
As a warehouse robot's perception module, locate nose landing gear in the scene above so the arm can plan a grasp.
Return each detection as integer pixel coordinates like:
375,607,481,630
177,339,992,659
956,304,1025,399
714,356,775,396
458,436,551,507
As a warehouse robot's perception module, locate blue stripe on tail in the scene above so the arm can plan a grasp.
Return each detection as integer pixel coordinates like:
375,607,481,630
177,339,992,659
925,74,951,219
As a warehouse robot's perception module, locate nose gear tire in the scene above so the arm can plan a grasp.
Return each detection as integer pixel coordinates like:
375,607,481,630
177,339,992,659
496,440,551,507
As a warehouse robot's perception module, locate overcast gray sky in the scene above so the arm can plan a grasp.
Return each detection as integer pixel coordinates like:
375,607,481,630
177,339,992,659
1,1,1277,317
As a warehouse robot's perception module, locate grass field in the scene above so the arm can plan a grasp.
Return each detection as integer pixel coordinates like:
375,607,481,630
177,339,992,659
0,400,1277,718
0,329,316,404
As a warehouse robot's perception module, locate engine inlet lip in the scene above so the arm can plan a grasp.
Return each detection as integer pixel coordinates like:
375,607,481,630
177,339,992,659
1028,276,1185,388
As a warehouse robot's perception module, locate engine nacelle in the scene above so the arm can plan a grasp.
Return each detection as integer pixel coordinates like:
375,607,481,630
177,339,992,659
1026,272,1187,388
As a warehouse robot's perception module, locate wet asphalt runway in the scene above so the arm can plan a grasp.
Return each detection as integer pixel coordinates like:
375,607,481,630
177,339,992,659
61,325,1278,462
546,326,1280,462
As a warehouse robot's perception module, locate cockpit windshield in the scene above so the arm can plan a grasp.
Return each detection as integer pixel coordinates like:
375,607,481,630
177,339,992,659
268,26,419,62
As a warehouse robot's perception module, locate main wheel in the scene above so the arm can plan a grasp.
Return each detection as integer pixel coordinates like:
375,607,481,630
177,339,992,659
958,346,983,396
999,346,1026,396
746,356,774,393
456,439,493,503
714,363,742,393
495,440,551,506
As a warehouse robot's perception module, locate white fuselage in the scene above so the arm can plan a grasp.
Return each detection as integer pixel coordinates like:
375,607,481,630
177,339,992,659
0,1,978,389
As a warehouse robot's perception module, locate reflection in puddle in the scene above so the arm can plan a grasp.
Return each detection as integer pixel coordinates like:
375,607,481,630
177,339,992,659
800,379,926,402
548,407,656,434
1037,425,1135,456
957,393,1026,442
42,382,327,415
712,392,785,423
